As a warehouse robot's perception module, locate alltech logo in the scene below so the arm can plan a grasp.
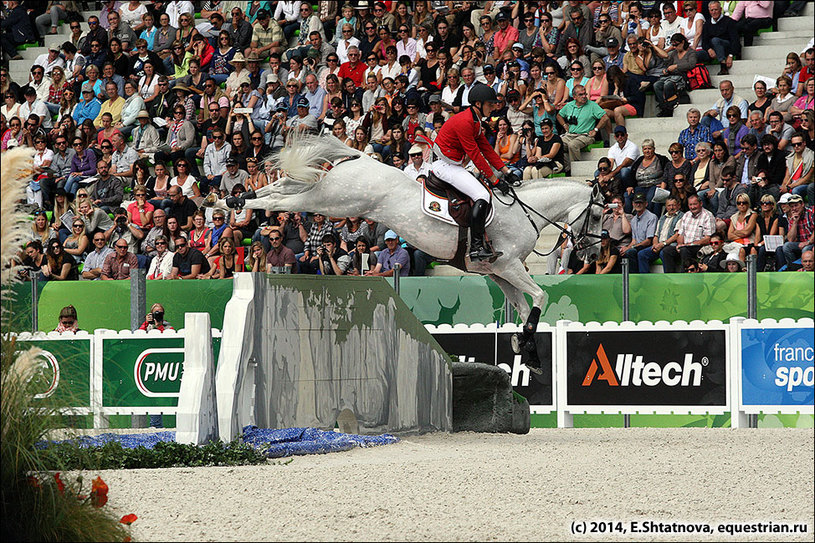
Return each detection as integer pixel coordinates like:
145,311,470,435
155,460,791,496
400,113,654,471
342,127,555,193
581,344,704,387
566,330,726,406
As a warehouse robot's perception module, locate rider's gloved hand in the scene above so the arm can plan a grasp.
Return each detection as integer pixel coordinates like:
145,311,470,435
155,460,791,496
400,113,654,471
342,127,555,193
493,177,511,196
503,170,522,187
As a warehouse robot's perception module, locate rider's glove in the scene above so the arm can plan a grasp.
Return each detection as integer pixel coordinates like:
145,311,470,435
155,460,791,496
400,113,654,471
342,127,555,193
503,171,522,187
493,177,511,196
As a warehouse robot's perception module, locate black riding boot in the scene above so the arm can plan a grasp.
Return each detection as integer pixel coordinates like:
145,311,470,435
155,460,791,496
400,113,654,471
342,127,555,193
469,199,501,262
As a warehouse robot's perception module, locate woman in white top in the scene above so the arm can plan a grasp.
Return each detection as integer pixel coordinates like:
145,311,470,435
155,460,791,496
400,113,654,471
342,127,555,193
120,0,148,32
170,159,201,198
379,46,402,81
680,1,705,50
643,11,665,50
1,91,21,120
139,61,160,104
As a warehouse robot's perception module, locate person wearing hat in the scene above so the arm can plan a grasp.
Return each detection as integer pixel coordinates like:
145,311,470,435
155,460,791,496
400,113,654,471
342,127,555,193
555,6,593,58
248,8,284,61
225,52,251,96
510,43,530,74
32,45,66,78
618,192,658,273
432,83,520,261
577,228,620,274
720,252,745,273
285,96,319,135
585,14,623,65
603,125,640,190
131,110,161,156
367,230,410,277
776,193,814,270
490,11,518,61
481,64,502,93
220,156,250,197
403,144,431,181
73,82,103,125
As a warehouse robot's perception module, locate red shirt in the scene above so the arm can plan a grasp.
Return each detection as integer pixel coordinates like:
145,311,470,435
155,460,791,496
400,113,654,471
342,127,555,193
338,61,366,87
433,107,505,179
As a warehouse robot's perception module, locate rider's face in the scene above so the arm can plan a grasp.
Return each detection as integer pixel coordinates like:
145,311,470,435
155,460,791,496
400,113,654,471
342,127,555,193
480,101,500,117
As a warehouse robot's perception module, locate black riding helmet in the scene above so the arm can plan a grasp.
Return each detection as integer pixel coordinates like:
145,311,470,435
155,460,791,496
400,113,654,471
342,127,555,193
468,83,499,106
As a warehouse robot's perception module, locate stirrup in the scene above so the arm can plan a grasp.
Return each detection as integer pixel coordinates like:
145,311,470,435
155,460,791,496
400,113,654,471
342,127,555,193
469,247,502,262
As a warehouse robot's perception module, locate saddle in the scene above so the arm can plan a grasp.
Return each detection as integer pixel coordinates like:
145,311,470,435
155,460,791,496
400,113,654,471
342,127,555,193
422,171,495,228
422,171,496,271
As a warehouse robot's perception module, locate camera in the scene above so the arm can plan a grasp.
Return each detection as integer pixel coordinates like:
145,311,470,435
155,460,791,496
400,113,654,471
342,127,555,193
564,115,578,125
152,311,164,322
607,203,619,209
116,215,127,227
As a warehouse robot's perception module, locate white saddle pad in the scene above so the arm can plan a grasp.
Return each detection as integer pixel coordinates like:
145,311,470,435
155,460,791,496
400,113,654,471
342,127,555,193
421,179,494,227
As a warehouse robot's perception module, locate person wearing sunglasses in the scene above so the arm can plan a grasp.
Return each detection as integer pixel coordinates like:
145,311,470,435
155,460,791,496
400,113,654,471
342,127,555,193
780,134,814,200
53,305,80,333
721,105,749,158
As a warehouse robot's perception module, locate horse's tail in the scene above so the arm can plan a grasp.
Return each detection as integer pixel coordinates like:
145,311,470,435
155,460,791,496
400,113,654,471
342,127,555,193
272,133,365,184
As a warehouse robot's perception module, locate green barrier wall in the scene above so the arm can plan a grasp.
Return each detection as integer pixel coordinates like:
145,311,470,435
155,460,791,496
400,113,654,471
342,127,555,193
9,273,813,333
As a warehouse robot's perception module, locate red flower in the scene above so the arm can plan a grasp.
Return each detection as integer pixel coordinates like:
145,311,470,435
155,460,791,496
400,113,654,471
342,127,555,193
120,514,138,525
54,472,65,494
27,475,41,489
123,537,132,542
90,476,108,507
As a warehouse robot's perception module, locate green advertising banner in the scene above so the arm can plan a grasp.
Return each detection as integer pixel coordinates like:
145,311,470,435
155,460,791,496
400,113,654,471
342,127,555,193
14,337,92,409
101,335,221,411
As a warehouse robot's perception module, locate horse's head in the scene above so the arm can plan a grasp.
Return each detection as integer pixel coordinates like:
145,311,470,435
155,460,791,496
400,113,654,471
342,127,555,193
573,184,605,262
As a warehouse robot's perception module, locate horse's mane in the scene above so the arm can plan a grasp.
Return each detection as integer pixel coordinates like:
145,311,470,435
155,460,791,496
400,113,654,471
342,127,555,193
272,133,365,184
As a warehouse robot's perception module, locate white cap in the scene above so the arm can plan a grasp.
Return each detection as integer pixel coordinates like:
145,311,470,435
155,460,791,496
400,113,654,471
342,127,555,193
778,193,792,204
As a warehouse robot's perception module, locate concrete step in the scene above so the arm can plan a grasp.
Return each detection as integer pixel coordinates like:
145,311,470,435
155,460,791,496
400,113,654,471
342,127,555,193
727,59,785,76
777,15,815,32
742,44,807,60
710,73,774,89
757,29,815,42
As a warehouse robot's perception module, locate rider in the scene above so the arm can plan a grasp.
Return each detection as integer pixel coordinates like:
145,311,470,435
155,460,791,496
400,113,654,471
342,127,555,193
431,83,521,262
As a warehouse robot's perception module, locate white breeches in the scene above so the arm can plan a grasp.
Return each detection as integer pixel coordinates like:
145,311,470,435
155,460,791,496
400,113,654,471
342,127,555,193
431,159,491,202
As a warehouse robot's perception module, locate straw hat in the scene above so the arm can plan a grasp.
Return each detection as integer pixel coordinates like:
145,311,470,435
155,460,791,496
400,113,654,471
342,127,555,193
720,253,745,270
230,53,247,66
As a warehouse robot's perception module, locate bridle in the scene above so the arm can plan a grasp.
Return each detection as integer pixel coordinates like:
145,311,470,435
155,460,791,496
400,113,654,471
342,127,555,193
493,184,605,257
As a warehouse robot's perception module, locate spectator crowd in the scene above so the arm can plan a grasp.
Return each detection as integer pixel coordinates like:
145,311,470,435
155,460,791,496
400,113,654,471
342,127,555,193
2,0,812,280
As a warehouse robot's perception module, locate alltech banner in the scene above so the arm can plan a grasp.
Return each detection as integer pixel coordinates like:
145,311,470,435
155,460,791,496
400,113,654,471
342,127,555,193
565,328,728,409
429,325,554,411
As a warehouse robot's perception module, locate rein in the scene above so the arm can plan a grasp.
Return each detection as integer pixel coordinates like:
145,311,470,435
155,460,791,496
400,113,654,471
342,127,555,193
493,185,604,257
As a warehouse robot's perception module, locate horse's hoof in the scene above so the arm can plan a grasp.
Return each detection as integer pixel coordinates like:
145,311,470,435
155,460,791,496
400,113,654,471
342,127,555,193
526,363,544,375
225,196,245,209
511,333,522,354
202,193,218,207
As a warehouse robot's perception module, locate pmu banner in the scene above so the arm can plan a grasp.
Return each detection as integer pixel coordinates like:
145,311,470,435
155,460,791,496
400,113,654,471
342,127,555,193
429,327,554,411
741,327,814,406
566,329,727,407
101,333,221,411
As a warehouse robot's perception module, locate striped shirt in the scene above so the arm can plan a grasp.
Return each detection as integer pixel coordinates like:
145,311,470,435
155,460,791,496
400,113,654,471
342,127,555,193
675,207,716,244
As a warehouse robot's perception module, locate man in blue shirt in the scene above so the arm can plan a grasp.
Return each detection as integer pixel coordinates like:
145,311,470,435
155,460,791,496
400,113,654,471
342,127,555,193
73,83,102,125
367,230,410,277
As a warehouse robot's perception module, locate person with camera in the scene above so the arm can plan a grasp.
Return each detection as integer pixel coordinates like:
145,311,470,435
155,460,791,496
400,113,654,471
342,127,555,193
105,206,143,254
556,84,609,173
524,118,565,179
432,83,520,262
316,234,351,276
139,303,174,332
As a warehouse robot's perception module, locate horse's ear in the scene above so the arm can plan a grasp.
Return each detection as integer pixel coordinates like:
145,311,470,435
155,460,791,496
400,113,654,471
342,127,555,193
591,183,601,200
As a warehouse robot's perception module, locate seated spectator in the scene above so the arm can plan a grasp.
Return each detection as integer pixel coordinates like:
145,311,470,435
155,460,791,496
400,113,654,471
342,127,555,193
661,194,716,273
89,160,123,213
316,234,351,276
404,145,431,181
101,238,138,280
799,250,814,272
728,193,759,262
781,133,814,199
146,235,174,280
748,110,770,141
754,135,787,199
77,199,114,237
154,105,197,167
716,166,748,229
701,80,748,135
652,33,696,117
697,1,739,75
556,85,608,173
791,77,814,117
284,97,319,135
767,111,795,153
207,237,245,279
619,193,658,273
768,76,796,125
721,252,746,273
722,106,750,158
94,82,125,128
202,127,231,193
139,303,173,332
53,305,80,334
776,194,814,270
678,109,713,161
628,139,668,213
171,237,211,279
63,216,89,263
105,207,141,254
346,237,378,276
593,157,622,202
247,241,268,272
701,141,737,212
41,238,76,282
602,196,632,248
606,125,640,193
265,227,296,273
166,186,197,231
638,197,684,274
690,141,713,194
577,229,619,274
731,0,773,49
755,194,781,271
601,66,644,128
110,132,138,179
299,213,335,273
367,230,410,277
699,233,728,272
80,231,114,280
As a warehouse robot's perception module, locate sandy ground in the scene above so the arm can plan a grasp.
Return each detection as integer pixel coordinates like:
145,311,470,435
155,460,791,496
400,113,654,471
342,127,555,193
90,428,813,542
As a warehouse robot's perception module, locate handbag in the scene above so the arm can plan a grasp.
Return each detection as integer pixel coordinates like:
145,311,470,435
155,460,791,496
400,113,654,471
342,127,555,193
685,64,713,90
598,95,625,109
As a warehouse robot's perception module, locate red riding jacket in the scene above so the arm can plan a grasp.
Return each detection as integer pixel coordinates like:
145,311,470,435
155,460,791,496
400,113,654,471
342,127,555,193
433,107,505,182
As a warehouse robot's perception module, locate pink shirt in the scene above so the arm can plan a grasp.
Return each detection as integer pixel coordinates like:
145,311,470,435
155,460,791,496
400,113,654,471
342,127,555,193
127,200,155,227
493,25,520,58
731,1,773,21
